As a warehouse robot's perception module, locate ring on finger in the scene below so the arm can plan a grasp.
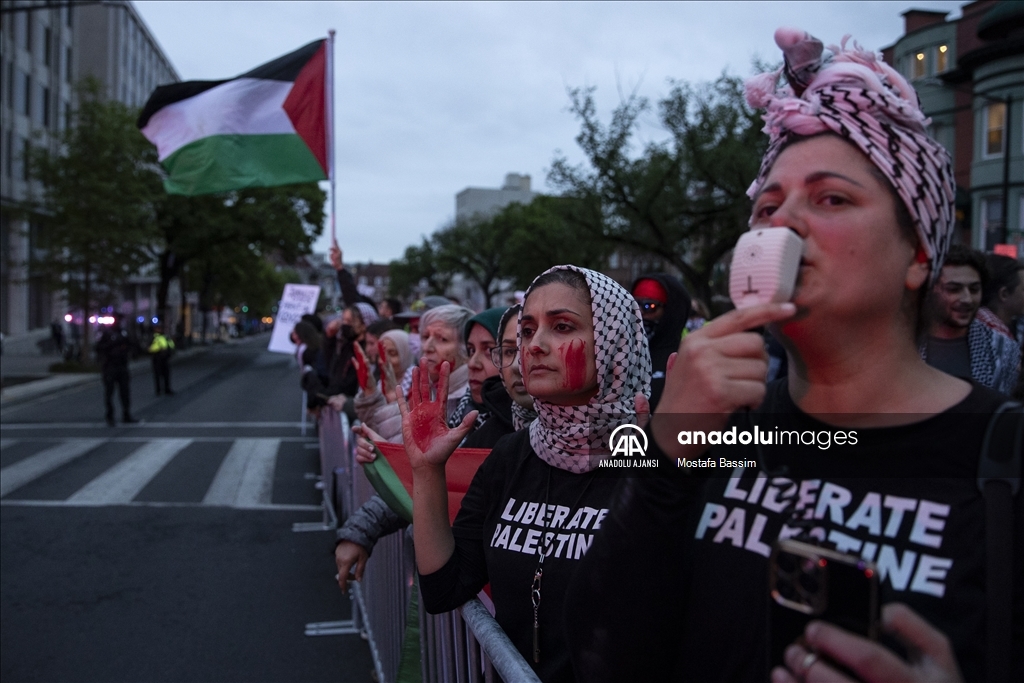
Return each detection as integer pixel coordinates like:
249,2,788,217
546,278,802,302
801,651,818,674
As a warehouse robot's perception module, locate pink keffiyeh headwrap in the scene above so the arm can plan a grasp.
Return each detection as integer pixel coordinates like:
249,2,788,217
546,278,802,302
746,28,956,282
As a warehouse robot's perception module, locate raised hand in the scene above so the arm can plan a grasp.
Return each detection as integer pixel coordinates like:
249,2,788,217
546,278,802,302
352,342,371,392
329,242,343,271
397,358,477,470
377,340,398,397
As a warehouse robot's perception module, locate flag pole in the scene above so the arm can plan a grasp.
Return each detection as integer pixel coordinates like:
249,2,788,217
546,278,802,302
327,29,337,246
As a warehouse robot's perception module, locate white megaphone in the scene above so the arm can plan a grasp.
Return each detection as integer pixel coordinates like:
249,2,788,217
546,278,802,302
729,228,805,309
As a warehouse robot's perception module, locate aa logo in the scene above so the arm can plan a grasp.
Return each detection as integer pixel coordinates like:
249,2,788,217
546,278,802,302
609,424,648,457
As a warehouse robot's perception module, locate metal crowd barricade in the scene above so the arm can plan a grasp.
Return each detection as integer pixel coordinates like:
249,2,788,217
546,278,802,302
293,405,348,532
312,408,541,683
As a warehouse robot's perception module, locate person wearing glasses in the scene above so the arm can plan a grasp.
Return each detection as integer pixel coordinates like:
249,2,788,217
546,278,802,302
463,304,538,448
631,274,691,409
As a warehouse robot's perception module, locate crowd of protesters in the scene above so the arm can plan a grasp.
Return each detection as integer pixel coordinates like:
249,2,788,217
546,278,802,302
294,26,1022,683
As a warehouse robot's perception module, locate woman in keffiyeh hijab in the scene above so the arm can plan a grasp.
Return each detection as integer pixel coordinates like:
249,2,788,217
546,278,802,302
400,265,650,683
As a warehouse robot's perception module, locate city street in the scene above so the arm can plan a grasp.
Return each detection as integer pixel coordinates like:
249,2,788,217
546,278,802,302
1,336,374,683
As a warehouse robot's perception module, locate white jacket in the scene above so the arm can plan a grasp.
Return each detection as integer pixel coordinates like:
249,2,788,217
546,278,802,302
354,363,470,442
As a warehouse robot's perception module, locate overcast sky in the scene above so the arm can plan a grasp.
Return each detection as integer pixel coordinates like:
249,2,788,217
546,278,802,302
132,1,963,263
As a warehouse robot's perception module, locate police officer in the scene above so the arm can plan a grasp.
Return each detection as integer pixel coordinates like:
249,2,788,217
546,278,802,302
95,313,140,426
149,324,175,396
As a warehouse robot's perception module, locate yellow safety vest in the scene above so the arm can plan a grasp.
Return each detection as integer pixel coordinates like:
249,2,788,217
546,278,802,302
149,334,174,354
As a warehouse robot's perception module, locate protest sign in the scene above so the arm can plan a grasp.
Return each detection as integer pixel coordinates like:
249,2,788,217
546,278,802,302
267,284,321,354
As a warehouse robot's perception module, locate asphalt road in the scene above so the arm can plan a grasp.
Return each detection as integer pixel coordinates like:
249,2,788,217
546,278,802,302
1,336,374,683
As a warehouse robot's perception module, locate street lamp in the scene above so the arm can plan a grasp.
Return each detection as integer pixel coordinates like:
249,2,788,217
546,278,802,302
920,76,1013,248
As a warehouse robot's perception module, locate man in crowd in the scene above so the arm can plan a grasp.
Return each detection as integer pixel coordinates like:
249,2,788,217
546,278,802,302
149,324,175,396
922,245,1020,396
630,273,690,409
95,313,140,426
377,298,403,321
978,253,1024,346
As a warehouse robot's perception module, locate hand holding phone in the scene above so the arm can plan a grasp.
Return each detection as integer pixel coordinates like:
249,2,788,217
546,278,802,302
768,539,879,676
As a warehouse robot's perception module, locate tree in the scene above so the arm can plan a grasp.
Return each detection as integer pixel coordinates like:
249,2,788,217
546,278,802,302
432,217,512,308
28,78,162,358
388,238,452,299
497,195,614,290
149,183,324,329
548,75,766,304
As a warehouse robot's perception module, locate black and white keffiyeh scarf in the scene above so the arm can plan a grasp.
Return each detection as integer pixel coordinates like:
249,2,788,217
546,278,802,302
511,402,538,432
745,28,956,284
448,391,489,432
520,265,652,473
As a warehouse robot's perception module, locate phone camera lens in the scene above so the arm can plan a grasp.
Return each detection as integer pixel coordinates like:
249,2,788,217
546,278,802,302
798,571,820,596
777,553,797,574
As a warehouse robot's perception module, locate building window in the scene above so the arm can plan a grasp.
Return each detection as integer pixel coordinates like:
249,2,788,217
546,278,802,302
21,71,31,117
11,133,22,180
15,12,26,49
66,4,73,28
912,51,927,80
936,45,948,73
3,130,11,178
5,61,12,108
985,102,1006,157
21,138,30,181
44,27,51,66
982,196,1004,249
64,101,72,131
41,86,50,128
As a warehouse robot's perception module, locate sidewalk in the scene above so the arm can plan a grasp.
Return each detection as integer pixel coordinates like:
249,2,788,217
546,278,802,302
0,339,245,408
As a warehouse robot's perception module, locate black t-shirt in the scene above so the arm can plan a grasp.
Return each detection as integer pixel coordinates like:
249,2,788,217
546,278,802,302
925,335,972,380
567,381,1023,683
419,429,619,683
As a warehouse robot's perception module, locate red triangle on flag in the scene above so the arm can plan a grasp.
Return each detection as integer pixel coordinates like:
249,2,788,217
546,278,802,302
283,42,327,175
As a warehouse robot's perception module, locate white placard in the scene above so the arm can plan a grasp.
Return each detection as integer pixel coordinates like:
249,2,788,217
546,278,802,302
267,284,321,354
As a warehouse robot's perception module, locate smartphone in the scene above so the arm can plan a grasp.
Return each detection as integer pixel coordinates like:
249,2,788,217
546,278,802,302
729,228,805,309
768,539,879,674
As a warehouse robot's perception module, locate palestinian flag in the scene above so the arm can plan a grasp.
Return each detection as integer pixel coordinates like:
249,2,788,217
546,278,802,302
138,40,328,195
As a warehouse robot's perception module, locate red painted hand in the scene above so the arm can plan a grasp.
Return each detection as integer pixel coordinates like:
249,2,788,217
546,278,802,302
376,340,394,391
397,358,477,470
352,343,371,392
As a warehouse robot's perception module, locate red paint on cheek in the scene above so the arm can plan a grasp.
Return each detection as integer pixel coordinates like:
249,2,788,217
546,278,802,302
561,339,588,391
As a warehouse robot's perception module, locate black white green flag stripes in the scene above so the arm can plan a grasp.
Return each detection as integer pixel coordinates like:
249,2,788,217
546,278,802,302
138,40,327,196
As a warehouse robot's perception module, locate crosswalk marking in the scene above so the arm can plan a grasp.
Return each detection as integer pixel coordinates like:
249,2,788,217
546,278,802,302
0,437,314,510
203,438,281,508
66,439,193,505
0,439,107,497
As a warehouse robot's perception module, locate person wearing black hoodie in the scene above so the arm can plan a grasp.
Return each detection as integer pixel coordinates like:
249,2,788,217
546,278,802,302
630,273,690,409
